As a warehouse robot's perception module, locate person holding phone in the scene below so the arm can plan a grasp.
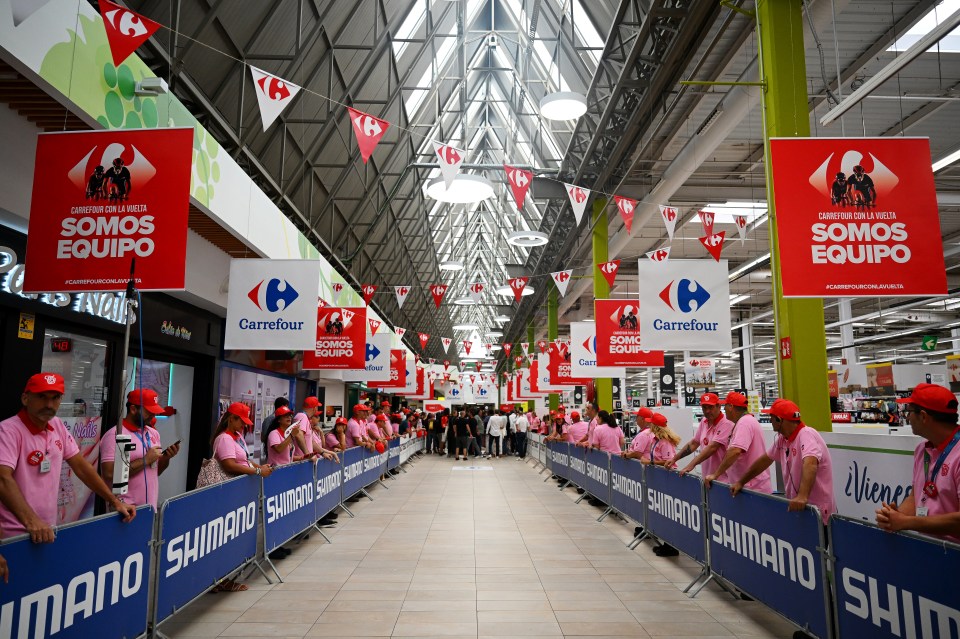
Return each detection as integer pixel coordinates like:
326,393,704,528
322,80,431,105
265,406,307,466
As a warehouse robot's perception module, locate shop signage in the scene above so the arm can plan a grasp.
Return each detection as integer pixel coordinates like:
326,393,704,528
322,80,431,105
302,306,366,370
593,299,665,368
160,320,192,341
569,321,625,379
769,137,947,297
17,312,34,339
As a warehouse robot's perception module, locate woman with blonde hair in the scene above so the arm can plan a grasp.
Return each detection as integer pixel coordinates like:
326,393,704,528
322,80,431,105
643,413,681,466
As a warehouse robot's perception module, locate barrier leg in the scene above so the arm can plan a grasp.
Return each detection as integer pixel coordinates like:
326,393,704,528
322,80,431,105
378,476,390,489
560,480,571,490
339,502,355,517
682,566,710,597
360,488,373,501
597,506,613,523
313,522,332,543
575,491,588,504
262,555,284,583
627,531,648,549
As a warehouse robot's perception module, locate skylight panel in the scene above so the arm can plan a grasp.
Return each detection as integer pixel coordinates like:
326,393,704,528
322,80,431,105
888,0,960,53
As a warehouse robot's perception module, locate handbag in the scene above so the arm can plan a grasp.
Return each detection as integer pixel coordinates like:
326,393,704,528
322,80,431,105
196,457,230,488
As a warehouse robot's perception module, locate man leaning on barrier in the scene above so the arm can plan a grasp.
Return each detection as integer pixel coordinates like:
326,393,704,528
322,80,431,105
876,383,960,541
0,373,136,544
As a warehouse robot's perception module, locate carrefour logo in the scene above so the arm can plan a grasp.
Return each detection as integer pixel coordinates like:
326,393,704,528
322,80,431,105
659,279,710,313
248,278,299,312
582,337,596,354
365,343,381,362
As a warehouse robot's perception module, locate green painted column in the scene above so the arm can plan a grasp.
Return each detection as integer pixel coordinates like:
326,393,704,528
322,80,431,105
592,198,612,412
527,322,537,412
757,0,831,430
547,286,559,412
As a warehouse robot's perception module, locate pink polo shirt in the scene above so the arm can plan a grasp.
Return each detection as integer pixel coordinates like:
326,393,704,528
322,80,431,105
586,417,599,445
628,429,655,455
727,414,772,493
368,421,384,440
345,418,365,447
293,413,313,456
592,424,624,454
693,415,735,480
213,431,250,468
0,411,81,537
649,438,677,464
100,420,162,509
567,420,589,444
912,429,960,542
767,424,835,520
267,429,293,466
325,432,341,449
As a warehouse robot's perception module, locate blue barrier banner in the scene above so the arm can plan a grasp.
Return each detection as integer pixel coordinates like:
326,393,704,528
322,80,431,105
315,457,341,519
832,516,960,639
582,448,612,503
566,442,588,488
263,461,317,552
364,447,389,485
387,439,400,470
644,465,707,563
547,441,570,479
341,446,366,498
609,454,644,523
0,508,153,639
156,475,259,622
707,485,830,639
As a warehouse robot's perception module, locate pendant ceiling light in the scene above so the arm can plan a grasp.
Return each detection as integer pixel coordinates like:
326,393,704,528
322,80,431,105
539,91,587,121
507,230,549,247
425,174,494,203
452,323,479,331
438,259,464,271
452,296,476,305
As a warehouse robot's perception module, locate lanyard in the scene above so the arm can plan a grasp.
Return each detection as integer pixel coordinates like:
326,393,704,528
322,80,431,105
650,439,658,463
231,432,251,459
923,427,960,495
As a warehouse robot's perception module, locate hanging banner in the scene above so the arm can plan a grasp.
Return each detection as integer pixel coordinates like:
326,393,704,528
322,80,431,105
734,215,748,244
347,107,389,164
659,205,679,241
683,358,716,389
224,259,322,349
697,210,715,236
503,343,513,357
418,332,430,349
98,0,161,66
636,258,732,352
551,269,573,296
369,349,408,389
569,321,626,379
614,196,636,234
507,276,528,302
430,283,448,308
441,337,452,353
396,363,424,397
769,137,947,297
368,317,381,334
341,333,393,382
24,128,193,293
866,362,894,396
566,184,589,225
432,142,465,189
250,66,301,131
394,285,410,309
504,164,533,211
699,231,726,261
594,299,665,367
303,306,366,369
331,282,344,304
546,344,588,387
647,247,670,263
468,281,485,303
361,284,377,305
598,259,620,287
537,339,548,354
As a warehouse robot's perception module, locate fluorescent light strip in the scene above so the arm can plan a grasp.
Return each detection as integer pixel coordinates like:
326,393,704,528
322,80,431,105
934,147,960,172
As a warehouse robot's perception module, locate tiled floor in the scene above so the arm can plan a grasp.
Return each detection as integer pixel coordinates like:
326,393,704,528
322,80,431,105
161,454,802,638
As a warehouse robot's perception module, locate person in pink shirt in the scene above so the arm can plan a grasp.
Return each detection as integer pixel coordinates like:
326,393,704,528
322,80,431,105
0,373,137,542
591,410,624,454
575,403,600,447
644,414,680,466
877,384,960,541
703,391,772,494
326,417,348,452
265,406,304,466
623,409,655,460
671,393,735,481
292,396,322,458
100,388,181,510
732,398,836,519
565,411,589,444
346,405,375,450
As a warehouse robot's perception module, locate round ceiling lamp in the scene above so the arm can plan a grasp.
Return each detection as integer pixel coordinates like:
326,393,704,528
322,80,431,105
494,314,511,323
507,231,549,247
452,296,476,305
539,91,588,121
438,259,464,271
452,323,479,331
424,174,494,203
494,284,535,297
485,331,503,338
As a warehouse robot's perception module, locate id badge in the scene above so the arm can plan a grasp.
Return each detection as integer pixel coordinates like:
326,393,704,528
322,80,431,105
917,506,929,517
39,459,51,473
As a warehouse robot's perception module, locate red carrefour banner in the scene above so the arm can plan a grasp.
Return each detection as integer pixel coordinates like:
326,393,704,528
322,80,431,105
594,299,665,367
303,307,366,369
769,137,946,297
369,350,408,389
548,342,590,386
24,128,193,293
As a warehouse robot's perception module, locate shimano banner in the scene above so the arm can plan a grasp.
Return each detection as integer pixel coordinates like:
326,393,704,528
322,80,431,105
156,475,260,622
547,441,570,479
263,460,317,553
388,438,401,470
565,442,589,488
610,454,645,523
314,457,342,519
644,465,707,563
0,508,153,639
706,484,830,639
341,446,367,498
582,448,613,504
831,516,960,639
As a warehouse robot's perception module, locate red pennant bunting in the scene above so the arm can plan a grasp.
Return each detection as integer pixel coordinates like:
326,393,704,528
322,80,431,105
614,196,637,234
503,343,512,356
430,283,448,308
647,247,670,263
463,340,473,355
699,231,726,261
317,297,329,309
734,215,748,244
521,342,530,354
698,210,715,236
249,67,301,131
514,355,523,367
331,282,344,304
507,277,529,302
418,332,430,349
470,374,477,383
360,284,377,305
441,337,452,353
429,358,436,365
598,259,621,287
368,317,381,334
433,142,465,189
468,281,484,303
504,165,533,212
659,205,679,241
347,107,389,164
537,340,548,354
396,327,406,337
474,362,481,372
98,0,161,67
443,360,450,371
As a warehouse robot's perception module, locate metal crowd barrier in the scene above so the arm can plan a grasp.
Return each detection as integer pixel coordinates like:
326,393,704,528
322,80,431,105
0,436,426,639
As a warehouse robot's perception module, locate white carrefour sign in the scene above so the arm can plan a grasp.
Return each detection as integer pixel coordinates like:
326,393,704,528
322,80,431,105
225,259,321,349
569,322,626,379
341,333,393,382
636,259,731,351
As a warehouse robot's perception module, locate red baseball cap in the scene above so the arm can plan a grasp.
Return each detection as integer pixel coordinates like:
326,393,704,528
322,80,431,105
897,383,959,414
570,411,581,421
24,372,64,395
303,396,321,408
227,402,253,425
275,405,293,417
651,413,668,427
700,393,720,406
720,391,748,408
127,388,165,414
335,416,348,426
353,403,370,412
637,407,654,420
381,401,391,407
762,399,802,421
375,414,386,422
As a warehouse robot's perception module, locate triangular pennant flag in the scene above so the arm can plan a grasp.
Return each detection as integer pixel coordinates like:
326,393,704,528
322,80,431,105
414,353,421,364
537,340,548,354
331,282,344,304
443,372,451,382
474,363,481,373
566,184,589,225
361,284,377,306
441,337,452,353
504,165,533,211
467,282,484,303
480,374,487,382
470,374,477,383
659,205,679,241
463,340,473,355
698,210,715,236
443,360,450,371
734,215,748,244
484,343,493,353
526,353,535,365
598,260,621,288
646,247,671,263
514,355,524,367
429,358,436,365
418,332,430,350
394,285,410,309
551,270,573,297
98,0,161,67
521,342,530,354
699,231,726,261
503,343,512,356
614,196,637,235
347,107,389,164
507,277,529,303
368,317,381,334
432,142,465,190
430,284,448,308
317,297,329,309
249,66,301,131
396,327,406,338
